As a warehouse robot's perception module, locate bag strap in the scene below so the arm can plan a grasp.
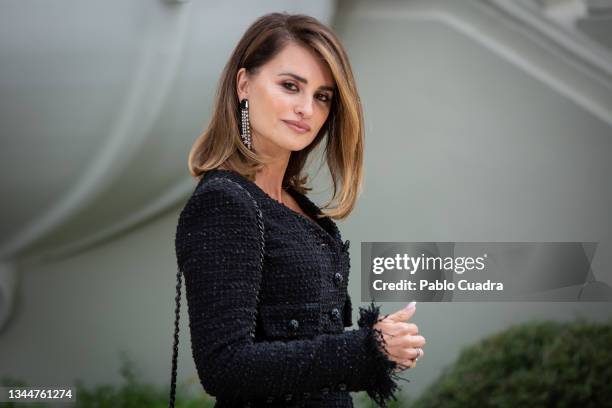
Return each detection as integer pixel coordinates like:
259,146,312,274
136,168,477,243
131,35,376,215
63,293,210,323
168,180,265,407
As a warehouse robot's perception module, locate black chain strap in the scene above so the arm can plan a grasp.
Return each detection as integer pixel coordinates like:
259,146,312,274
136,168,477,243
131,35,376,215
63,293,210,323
168,179,265,407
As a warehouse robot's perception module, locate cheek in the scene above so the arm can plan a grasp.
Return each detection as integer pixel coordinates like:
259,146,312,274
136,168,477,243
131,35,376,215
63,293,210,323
250,85,283,122
251,95,279,129
270,93,293,117
257,91,292,131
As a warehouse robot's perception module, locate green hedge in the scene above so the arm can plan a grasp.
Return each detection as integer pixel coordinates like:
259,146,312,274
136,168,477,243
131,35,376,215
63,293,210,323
411,318,612,408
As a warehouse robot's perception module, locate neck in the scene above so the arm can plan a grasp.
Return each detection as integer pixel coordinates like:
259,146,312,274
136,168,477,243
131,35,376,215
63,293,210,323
254,158,290,204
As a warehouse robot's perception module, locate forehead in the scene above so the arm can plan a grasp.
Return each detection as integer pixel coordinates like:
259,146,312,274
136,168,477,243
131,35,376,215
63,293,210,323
261,43,334,87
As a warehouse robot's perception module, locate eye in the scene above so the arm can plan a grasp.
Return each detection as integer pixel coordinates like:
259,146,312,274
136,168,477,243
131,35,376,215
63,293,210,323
282,81,298,91
317,93,332,103
282,81,332,103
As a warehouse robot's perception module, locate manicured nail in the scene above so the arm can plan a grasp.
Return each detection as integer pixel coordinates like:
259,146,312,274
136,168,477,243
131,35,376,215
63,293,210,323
405,301,416,310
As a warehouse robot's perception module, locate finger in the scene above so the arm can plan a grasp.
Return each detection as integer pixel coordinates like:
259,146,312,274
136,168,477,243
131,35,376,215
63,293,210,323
386,301,417,323
387,350,413,362
380,331,411,348
400,358,416,369
389,333,424,348
393,322,419,335
405,334,426,348
378,324,407,338
393,361,413,372
403,358,416,368
388,347,418,361
382,337,404,350
380,330,425,349
393,347,420,360
404,347,421,360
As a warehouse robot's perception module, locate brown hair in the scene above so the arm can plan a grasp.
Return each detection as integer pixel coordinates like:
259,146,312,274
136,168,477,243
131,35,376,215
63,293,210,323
187,12,364,220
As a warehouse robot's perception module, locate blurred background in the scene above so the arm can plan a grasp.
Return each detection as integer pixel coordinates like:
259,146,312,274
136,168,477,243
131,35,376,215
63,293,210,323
1,0,611,406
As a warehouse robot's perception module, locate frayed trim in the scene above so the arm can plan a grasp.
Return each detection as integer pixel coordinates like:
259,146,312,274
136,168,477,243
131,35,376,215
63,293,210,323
358,301,410,408
357,300,386,329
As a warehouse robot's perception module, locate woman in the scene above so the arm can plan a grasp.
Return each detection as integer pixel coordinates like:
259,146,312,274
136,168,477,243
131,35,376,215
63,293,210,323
171,12,426,408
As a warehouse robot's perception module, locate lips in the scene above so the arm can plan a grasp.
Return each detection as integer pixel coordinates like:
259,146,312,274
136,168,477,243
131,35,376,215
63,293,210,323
283,120,310,133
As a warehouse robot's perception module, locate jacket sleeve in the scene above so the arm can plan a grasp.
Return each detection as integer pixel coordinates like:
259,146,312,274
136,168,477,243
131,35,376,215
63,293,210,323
175,179,404,407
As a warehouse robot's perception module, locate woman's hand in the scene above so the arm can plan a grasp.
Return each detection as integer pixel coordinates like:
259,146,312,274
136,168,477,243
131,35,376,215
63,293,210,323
373,301,425,372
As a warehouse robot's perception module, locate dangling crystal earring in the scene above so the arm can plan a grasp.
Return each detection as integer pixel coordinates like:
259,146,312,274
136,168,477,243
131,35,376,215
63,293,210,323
240,98,252,150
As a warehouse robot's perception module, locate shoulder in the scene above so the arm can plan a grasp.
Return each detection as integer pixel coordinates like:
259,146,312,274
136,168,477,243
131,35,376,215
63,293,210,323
175,174,261,262
180,173,259,223
195,173,251,202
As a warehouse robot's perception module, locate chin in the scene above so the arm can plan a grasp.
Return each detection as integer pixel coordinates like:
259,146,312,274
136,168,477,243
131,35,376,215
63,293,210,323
279,135,313,152
283,142,309,152
261,129,315,152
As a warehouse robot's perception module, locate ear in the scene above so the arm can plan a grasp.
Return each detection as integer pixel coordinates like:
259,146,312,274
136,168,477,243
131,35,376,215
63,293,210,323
236,67,250,101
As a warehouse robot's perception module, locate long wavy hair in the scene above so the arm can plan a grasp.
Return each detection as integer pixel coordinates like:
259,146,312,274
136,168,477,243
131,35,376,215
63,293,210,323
187,12,364,220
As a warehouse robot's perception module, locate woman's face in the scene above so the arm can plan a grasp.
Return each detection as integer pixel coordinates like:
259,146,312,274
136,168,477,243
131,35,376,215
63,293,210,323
236,42,335,157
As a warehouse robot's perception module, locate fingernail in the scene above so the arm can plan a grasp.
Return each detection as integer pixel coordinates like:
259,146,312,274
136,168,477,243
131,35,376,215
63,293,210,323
404,301,416,310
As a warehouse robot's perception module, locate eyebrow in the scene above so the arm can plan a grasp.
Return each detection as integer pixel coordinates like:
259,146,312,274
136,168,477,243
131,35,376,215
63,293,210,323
278,72,335,93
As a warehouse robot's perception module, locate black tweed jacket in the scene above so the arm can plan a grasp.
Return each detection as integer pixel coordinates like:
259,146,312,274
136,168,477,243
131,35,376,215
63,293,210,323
174,169,403,407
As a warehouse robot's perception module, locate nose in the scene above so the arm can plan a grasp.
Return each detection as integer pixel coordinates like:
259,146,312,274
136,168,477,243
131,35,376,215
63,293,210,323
295,95,314,118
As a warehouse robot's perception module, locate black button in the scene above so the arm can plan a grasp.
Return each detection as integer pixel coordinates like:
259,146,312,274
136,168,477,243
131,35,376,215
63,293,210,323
330,308,341,321
285,394,293,401
303,392,311,399
321,387,330,394
333,272,343,285
266,396,274,403
338,383,347,391
288,319,299,331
